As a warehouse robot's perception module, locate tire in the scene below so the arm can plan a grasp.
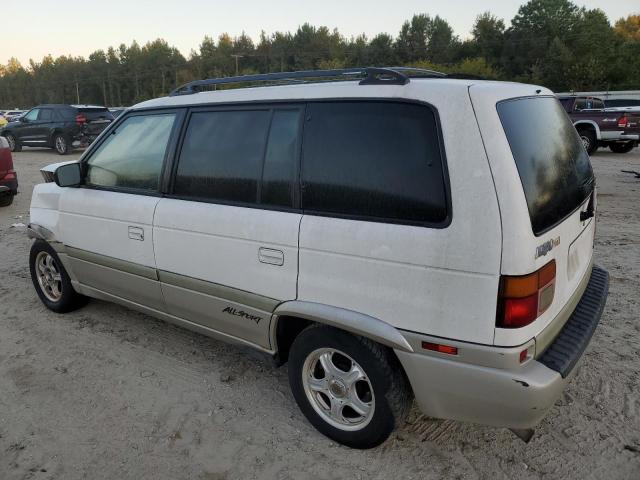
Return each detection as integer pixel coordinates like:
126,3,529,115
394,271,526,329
609,142,635,154
53,133,71,155
29,239,88,313
0,194,14,207
578,129,598,155
288,324,411,449
5,133,21,152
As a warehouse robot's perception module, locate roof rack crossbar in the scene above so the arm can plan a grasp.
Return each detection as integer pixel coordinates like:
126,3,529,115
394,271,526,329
169,67,445,96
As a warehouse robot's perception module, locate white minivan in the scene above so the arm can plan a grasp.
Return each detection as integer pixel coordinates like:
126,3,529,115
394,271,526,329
28,68,608,448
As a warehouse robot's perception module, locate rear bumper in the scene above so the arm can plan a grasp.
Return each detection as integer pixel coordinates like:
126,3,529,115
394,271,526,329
600,131,639,142
396,265,609,429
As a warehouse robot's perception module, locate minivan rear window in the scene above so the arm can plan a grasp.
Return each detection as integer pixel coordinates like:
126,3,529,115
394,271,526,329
497,97,594,235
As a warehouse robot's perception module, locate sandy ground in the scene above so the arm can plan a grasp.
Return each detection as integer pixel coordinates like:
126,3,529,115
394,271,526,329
0,146,639,480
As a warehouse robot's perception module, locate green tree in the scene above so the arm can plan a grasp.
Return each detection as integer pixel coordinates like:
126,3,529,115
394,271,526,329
503,0,581,80
368,33,397,66
471,12,506,65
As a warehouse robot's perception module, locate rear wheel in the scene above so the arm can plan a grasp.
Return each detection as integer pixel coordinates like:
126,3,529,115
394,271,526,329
53,133,71,155
288,324,411,449
609,142,635,154
578,129,598,155
29,240,88,313
5,133,21,152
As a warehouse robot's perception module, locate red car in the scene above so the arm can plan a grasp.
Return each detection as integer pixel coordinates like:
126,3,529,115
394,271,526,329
0,136,17,206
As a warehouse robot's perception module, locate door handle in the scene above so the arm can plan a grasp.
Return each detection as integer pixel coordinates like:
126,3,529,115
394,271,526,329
258,247,284,266
128,226,144,241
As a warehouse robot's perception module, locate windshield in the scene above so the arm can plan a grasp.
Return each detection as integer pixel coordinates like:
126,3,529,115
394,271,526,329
497,96,594,235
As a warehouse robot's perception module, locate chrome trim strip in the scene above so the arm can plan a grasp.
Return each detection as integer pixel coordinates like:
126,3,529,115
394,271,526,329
158,270,280,313
66,246,158,280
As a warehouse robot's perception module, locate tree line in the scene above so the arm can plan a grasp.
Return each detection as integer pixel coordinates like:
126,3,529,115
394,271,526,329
1,0,639,108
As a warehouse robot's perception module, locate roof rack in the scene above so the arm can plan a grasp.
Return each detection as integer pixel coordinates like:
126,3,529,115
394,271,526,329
169,67,446,96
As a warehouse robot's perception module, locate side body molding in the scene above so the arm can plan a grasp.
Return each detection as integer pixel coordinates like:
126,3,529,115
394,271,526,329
271,301,414,353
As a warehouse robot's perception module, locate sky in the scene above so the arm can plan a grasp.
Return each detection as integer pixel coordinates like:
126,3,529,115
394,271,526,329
1,0,638,65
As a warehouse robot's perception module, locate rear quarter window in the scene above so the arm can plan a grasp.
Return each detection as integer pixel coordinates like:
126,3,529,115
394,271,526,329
301,101,448,225
497,97,594,235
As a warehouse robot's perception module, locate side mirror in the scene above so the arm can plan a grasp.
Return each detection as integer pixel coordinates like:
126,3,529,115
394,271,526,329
19,116,27,123
53,162,82,187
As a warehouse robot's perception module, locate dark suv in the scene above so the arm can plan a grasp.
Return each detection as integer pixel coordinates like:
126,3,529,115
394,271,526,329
0,104,114,155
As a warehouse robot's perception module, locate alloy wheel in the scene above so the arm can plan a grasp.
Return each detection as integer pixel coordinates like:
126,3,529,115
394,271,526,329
302,348,375,431
55,135,67,154
35,251,63,302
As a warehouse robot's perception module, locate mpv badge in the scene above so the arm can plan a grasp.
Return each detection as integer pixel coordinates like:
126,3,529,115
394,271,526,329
535,237,560,259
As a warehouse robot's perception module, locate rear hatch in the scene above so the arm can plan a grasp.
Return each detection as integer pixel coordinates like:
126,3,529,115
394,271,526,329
470,84,596,348
77,107,113,136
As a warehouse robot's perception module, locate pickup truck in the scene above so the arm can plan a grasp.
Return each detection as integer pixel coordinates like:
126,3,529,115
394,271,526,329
558,96,640,154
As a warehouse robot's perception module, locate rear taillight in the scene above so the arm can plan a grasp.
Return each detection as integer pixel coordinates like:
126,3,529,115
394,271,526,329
497,260,556,328
75,113,87,126
617,116,629,128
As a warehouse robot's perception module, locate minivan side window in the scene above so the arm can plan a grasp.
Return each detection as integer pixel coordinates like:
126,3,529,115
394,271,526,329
173,108,301,208
85,113,176,191
301,102,448,224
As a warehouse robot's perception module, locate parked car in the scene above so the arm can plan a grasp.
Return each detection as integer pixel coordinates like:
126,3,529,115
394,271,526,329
108,107,126,118
28,68,609,449
0,104,114,155
4,110,26,122
558,95,640,154
0,136,18,206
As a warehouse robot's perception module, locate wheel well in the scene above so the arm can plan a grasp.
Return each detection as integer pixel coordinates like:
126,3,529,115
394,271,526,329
50,129,64,143
274,315,313,365
273,315,408,373
575,123,596,135
274,315,415,400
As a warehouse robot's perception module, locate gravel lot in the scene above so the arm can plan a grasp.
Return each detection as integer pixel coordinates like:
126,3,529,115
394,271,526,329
1,147,639,480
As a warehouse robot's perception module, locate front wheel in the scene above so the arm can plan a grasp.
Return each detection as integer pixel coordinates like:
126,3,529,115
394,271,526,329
29,240,88,313
288,324,411,449
609,142,635,154
53,133,71,155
